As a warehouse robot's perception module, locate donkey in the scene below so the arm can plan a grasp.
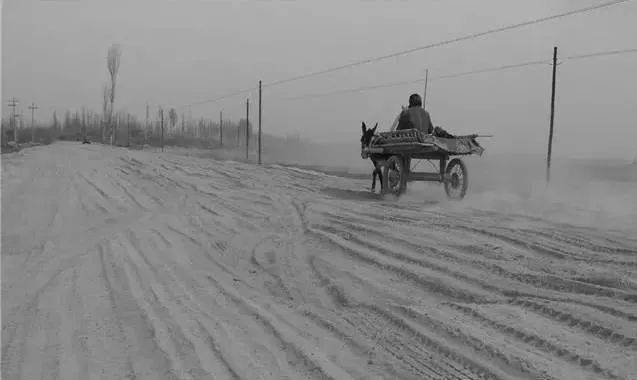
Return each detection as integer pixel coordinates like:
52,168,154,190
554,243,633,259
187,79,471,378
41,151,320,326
360,122,383,192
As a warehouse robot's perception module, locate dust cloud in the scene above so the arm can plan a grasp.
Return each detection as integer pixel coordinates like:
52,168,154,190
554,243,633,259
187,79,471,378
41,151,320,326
186,139,637,233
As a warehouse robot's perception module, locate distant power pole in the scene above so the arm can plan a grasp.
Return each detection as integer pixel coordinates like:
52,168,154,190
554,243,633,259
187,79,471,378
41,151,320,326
28,103,39,143
219,110,223,146
159,108,165,152
245,98,250,161
258,80,262,165
237,113,241,146
145,103,149,147
7,98,18,144
546,46,558,184
127,114,131,147
423,68,429,110
17,112,24,140
28,104,36,143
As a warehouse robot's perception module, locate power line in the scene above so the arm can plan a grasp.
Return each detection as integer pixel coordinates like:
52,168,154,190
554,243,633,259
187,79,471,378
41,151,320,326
281,79,425,101
263,0,632,88
281,59,551,101
178,0,631,108
431,59,550,81
563,47,637,61
278,47,637,102
178,86,257,109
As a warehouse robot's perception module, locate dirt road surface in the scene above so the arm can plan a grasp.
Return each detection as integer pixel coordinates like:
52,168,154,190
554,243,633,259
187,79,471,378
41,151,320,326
2,142,636,380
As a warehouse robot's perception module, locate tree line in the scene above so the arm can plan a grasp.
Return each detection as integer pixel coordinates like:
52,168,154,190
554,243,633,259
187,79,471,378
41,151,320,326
2,44,261,151
1,107,254,149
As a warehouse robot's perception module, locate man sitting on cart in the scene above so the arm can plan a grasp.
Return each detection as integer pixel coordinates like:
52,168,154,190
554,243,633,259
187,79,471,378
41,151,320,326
394,93,454,138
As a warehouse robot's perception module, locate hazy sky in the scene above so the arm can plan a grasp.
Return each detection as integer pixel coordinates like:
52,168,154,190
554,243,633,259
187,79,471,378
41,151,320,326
3,0,637,159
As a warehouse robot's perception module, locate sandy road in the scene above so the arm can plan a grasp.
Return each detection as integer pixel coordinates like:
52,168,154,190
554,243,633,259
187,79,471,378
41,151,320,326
2,142,636,380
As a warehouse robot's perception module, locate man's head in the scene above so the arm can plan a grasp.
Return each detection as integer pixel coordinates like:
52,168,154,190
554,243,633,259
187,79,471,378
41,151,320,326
408,93,422,108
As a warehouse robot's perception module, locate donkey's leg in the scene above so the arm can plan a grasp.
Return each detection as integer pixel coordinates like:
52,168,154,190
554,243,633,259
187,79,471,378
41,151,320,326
371,169,377,191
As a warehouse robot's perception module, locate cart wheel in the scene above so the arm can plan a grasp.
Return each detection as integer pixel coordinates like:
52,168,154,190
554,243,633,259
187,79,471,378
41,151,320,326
382,155,407,196
444,158,468,200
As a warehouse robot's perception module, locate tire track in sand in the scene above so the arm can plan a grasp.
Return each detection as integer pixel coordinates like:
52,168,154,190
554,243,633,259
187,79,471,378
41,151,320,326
308,226,493,304
324,215,632,300
444,303,624,380
204,274,349,380
508,299,636,348
97,242,175,380
125,229,247,380
307,255,509,380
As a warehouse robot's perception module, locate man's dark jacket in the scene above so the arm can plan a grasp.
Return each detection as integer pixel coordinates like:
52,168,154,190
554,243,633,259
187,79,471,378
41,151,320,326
396,106,434,134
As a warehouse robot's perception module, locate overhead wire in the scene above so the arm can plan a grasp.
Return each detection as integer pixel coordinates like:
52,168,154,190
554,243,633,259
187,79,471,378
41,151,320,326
177,0,633,108
177,86,257,109
277,47,637,102
262,0,632,88
563,47,637,61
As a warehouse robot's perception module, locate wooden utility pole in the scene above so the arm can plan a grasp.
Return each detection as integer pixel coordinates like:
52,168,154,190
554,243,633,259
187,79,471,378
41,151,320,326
219,111,223,146
181,113,185,137
423,68,429,109
17,113,23,141
258,80,262,165
159,108,165,152
7,98,18,144
28,103,38,143
546,46,558,184
126,114,131,147
245,98,250,161
145,103,149,148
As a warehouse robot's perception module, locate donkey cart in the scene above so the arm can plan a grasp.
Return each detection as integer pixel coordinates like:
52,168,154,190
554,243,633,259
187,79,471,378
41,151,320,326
361,129,485,199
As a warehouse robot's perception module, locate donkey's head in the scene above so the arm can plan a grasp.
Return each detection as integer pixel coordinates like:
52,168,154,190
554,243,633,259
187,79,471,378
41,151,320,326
360,122,378,149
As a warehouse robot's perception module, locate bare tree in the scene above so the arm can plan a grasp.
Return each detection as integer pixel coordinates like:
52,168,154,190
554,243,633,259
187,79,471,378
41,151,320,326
102,84,110,143
106,44,121,144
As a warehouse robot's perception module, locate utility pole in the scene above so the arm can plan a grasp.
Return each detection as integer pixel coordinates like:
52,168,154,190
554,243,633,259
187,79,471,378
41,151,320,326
546,46,558,184
181,113,185,137
28,103,38,143
219,110,223,146
245,98,249,161
127,114,131,147
159,107,164,152
16,112,23,142
258,80,262,165
7,98,18,144
145,103,149,148
423,68,429,110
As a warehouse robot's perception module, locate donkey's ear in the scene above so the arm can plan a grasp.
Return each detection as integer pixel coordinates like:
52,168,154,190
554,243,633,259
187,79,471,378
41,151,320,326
361,122,367,133
372,123,378,133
